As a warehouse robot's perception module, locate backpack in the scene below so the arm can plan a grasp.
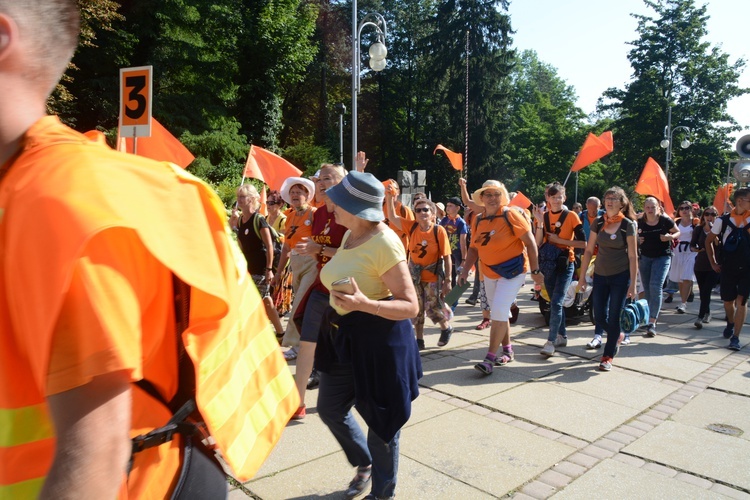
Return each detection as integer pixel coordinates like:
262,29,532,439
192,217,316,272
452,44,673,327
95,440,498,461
717,214,750,268
253,213,283,270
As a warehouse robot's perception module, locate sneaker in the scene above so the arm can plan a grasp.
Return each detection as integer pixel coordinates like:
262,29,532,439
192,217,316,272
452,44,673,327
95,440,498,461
586,336,602,349
703,312,711,323
437,326,453,347
307,370,320,390
665,295,673,304
723,323,735,339
474,357,494,375
416,338,425,350
728,336,741,351
676,303,687,314
687,291,695,302
621,335,631,346
494,350,515,366
476,318,491,330
291,405,306,420
541,341,555,357
465,297,478,306
644,324,656,338
598,357,613,371
345,465,372,498
509,302,520,324
553,335,568,347
694,317,703,329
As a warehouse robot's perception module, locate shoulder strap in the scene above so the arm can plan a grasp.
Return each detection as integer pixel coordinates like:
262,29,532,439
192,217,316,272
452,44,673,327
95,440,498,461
409,221,419,238
595,215,605,234
544,209,568,235
473,212,482,233
502,207,512,230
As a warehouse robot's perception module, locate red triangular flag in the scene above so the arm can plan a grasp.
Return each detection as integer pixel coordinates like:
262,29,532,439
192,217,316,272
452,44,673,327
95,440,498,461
433,144,463,171
509,191,533,210
713,183,734,214
243,145,302,191
119,118,195,169
635,157,674,215
570,131,614,172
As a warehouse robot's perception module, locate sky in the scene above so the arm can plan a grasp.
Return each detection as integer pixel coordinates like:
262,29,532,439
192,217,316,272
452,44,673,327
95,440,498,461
508,0,749,145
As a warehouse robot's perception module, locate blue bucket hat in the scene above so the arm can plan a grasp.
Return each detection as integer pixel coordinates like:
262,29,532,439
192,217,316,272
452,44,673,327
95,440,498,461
620,299,650,334
325,171,385,222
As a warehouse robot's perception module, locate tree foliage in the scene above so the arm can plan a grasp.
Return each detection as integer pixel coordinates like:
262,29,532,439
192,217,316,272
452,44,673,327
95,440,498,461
599,0,748,205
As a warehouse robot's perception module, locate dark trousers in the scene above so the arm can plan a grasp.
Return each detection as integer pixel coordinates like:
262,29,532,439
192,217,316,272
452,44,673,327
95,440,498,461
694,269,719,319
592,271,630,358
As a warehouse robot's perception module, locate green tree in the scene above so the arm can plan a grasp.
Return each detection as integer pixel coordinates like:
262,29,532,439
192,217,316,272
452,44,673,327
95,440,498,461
598,0,747,203
505,50,586,200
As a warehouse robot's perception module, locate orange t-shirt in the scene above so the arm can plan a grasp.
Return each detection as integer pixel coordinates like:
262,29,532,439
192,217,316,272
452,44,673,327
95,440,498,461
385,202,414,250
284,206,315,250
543,210,582,262
403,221,451,282
470,207,531,279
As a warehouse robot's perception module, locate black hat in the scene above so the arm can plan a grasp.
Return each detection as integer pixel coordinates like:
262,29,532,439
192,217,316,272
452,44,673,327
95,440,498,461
445,196,463,208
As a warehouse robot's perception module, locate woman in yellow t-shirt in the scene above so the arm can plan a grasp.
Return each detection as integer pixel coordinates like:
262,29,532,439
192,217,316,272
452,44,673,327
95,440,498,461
317,171,419,500
458,180,544,375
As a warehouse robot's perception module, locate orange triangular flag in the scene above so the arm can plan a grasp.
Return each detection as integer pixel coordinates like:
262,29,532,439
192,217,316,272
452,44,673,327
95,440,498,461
244,145,303,191
433,144,463,171
509,191,533,210
119,118,195,169
713,183,734,215
635,157,674,215
570,131,614,172
83,130,109,145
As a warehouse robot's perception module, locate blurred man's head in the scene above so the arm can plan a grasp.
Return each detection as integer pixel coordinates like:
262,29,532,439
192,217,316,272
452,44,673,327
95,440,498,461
0,1,80,97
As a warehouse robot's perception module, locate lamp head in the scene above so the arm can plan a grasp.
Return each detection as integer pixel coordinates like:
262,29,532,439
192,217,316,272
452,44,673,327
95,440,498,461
680,138,691,149
368,42,387,61
660,139,670,149
369,57,387,71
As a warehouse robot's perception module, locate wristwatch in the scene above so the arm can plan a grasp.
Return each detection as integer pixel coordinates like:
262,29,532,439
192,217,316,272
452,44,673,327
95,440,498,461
530,269,541,275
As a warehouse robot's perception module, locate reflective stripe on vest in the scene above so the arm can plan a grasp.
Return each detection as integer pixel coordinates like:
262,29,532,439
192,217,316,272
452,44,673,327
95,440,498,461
0,403,54,447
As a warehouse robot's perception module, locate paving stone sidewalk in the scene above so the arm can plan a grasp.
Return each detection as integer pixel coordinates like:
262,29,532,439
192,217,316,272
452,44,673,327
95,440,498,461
230,280,750,499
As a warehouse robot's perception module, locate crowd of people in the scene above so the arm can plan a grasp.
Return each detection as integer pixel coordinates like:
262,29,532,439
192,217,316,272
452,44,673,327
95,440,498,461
231,154,749,497
4,4,749,498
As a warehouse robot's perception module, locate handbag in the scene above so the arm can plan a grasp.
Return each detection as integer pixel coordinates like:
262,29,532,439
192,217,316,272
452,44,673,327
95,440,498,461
620,298,650,334
489,254,525,279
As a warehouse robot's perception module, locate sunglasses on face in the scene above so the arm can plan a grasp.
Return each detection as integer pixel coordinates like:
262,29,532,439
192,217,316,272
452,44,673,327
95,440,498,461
704,212,717,216
415,207,431,213
679,206,692,211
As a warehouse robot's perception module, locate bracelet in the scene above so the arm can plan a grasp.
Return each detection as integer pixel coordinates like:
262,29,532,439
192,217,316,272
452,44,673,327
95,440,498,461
266,267,274,272
375,301,381,315
319,244,326,258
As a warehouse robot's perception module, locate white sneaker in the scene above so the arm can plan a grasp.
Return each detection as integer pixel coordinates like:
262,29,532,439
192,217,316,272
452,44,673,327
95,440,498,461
676,303,687,314
703,312,711,323
586,336,602,349
541,341,555,357
621,336,631,345
554,335,568,347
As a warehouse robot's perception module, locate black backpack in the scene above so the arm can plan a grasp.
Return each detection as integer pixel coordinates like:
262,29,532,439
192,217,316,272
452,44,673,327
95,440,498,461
717,214,750,269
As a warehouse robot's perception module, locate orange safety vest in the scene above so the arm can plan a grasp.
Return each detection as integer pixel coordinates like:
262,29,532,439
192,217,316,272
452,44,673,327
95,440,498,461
0,116,298,497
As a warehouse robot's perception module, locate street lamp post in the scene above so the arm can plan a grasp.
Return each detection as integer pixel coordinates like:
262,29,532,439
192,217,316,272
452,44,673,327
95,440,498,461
352,1,387,168
660,105,692,178
335,103,346,165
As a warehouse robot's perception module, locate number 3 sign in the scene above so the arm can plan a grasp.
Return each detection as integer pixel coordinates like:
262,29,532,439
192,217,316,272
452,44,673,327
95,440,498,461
119,66,153,137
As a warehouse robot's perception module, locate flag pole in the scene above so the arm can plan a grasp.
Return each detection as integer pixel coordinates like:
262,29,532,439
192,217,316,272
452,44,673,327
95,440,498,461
464,29,469,181
563,169,573,187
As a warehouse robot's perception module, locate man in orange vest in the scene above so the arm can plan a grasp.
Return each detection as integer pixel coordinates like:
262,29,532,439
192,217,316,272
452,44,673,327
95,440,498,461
0,2,297,497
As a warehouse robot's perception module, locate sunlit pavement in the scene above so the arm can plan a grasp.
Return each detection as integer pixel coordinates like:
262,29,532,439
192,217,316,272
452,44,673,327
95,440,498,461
230,277,750,499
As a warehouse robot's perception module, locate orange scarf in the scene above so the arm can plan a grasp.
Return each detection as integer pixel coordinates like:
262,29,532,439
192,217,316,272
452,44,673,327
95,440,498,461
730,207,748,226
604,212,625,225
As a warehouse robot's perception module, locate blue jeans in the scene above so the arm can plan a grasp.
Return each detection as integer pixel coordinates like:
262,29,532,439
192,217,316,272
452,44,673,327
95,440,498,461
592,271,630,358
544,261,575,342
639,255,670,322
318,364,399,497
